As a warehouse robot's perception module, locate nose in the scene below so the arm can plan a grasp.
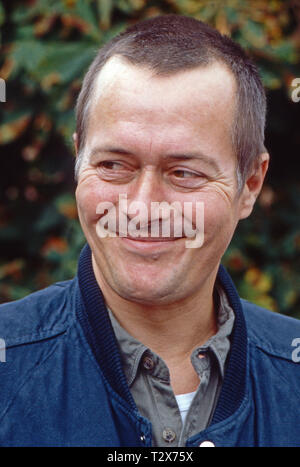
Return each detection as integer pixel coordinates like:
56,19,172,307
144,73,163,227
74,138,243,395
125,167,165,224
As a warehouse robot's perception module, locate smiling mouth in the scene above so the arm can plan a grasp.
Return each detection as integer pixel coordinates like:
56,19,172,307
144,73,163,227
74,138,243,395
124,235,183,242
115,230,185,242
118,235,183,253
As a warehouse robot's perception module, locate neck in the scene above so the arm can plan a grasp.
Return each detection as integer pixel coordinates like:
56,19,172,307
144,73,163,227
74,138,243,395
92,255,218,363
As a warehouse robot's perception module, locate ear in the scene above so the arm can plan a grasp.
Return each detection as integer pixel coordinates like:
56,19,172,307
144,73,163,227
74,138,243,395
73,132,78,156
238,152,269,220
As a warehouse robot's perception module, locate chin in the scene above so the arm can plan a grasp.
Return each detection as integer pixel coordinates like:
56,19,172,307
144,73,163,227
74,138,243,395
119,289,175,306
112,274,177,305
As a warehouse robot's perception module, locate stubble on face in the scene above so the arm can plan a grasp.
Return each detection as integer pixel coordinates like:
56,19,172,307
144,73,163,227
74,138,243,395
75,57,240,308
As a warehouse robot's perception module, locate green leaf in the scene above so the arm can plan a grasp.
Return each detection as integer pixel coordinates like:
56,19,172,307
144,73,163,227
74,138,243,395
11,41,97,84
74,0,102,39
34,205,63,233
97,0,114,29
267,40,298,64
11,0,64,23
224,6,238,24
258,63,282,89
0,110,31,144
241,19,266,49
11,40,47,73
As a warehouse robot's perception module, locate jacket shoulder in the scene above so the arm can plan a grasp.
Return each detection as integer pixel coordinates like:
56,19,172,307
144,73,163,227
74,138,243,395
0,279,77,347
241,299,300,360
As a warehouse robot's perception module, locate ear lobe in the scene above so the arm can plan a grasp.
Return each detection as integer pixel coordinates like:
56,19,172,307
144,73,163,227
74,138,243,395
239,152,269,220
73,132,78,156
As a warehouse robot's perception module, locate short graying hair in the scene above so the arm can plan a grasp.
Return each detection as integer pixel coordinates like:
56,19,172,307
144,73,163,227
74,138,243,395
75,14,267,191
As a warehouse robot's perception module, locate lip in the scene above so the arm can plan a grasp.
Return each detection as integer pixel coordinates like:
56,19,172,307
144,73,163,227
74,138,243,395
119,235,183,252
124,235,181,242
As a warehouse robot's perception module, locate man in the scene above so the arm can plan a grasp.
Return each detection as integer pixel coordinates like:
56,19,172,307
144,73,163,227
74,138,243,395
0,15,299,447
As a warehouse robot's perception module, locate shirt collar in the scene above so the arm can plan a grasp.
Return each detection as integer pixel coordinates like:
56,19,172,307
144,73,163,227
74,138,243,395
108,280,235,386
76,243,248,425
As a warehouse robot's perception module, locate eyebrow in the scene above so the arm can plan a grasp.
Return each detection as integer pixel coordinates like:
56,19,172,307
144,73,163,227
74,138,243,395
90,147,131,160
163,153,221,173
89,146,221,173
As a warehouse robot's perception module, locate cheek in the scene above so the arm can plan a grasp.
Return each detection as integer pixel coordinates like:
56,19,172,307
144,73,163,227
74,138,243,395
76,189,96,228
193,192,237,243
76,176,124,226
76,180,105,226
204,206,231,237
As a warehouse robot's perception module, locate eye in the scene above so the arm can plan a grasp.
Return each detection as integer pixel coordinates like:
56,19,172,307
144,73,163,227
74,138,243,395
168,168,207,188
96,160,135,183
99,161,124,170
172,169,198,178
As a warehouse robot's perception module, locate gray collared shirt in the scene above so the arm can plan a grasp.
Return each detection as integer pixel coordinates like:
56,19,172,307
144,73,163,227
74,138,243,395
108,282,235,447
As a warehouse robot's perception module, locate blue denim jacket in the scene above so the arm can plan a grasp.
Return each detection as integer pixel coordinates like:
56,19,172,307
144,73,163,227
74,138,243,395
0,243,299,447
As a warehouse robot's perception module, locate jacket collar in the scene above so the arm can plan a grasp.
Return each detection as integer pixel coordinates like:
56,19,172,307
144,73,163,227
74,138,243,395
75,243,248,425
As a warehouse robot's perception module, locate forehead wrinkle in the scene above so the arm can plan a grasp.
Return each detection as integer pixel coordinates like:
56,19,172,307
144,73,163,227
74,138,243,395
83,58,237,174
87,143,223,178
91,56,236,120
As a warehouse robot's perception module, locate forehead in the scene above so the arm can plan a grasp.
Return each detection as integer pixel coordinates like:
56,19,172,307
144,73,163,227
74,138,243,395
92,55,236,110
86,56,237,156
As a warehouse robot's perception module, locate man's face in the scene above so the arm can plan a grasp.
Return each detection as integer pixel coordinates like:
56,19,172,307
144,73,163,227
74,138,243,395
75,57,248,305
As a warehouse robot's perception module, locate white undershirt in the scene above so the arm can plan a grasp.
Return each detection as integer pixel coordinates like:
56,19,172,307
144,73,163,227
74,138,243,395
175,390,197,425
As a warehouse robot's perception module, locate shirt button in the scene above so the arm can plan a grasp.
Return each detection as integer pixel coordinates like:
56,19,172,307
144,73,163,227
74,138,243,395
142,355,155,371
198,352,206,359
162,428,176,443
199,440,215,447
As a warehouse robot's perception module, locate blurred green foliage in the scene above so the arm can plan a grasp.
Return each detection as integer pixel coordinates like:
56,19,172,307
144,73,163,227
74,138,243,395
0,0,299,318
